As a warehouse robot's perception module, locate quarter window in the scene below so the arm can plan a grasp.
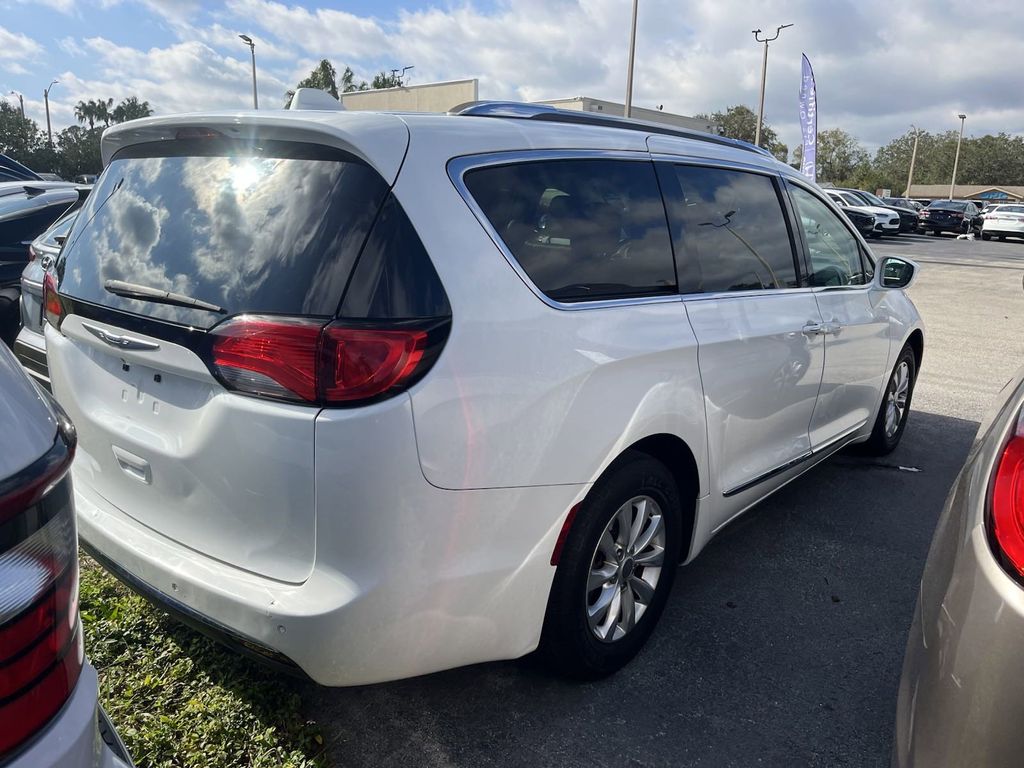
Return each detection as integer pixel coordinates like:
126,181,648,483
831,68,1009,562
664,165,799,292
789,185,870,286
463,159,676,302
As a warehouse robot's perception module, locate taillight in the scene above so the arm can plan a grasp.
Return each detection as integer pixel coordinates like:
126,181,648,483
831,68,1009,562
0,429,81,759
992,412,1024,581
209,316,446,406
43,271,63,329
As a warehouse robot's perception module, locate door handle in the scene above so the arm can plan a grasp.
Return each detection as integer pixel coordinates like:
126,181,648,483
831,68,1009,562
802,322,824,336
822,321,842,336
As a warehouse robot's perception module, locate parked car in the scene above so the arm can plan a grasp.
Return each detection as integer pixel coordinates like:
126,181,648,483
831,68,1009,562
72,174,97,185
0,342,133,767
980,204,1024,241
825,190,901,236
883,197,923,212
1,182,87,347
36,173,64,182
838,188,919,233
0,153,42,183
838,205,877,238
894,365,1024,767
15,211,77,387
919,199,983,236
45,102,925,685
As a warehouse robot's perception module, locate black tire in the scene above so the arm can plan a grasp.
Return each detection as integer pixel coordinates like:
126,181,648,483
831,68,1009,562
862,344,917,455
539,452,683,680
999,235,1006,242
982,232,992,241
930,229,940,236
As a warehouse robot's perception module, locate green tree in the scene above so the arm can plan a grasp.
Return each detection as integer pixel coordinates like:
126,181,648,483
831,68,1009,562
0,101,42,160
297,58,340,98
695,105,788,162
111,96,154,123
370,71,403,90
95,97,114,127
53,125,102,177
813,128,869,186
339,66,367,93
74,99,98,129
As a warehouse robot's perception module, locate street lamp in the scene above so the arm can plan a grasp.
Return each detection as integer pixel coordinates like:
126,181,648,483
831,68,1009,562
949,113,966,201
43,79,58,148
751,23,793,148
8,90,24,119
624,0,639,118
904,125,921,198
238,34,258,109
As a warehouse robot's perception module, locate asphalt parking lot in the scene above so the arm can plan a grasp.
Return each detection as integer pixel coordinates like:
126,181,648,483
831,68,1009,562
301,232,1024,768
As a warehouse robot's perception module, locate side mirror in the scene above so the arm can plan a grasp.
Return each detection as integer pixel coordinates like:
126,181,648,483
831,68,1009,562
876,256,918,290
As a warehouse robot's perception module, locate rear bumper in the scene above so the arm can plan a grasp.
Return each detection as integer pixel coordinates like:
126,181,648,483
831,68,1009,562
7,663,133,768
894,470,1024,767
75,393,588,687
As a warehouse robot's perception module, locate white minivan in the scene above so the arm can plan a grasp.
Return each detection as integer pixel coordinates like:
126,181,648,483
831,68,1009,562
44,100,923,685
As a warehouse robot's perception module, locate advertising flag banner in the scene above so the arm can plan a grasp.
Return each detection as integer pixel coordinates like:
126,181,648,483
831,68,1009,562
799,54,817,182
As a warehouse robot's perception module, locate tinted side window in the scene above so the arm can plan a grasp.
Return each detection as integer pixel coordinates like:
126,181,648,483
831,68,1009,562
463,159,675,302
789,185,869,286
339,194,451,319
665,165,798,292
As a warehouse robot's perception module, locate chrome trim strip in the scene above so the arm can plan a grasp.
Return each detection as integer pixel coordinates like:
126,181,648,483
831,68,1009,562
447,150,683,312
81,321,161,351
721,422,868,497
20,278,43,291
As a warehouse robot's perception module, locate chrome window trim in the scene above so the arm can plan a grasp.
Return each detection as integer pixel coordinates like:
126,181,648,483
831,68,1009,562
447,150,682,312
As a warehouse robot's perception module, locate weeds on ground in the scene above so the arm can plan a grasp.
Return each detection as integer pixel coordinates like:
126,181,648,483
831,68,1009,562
79,555,327,768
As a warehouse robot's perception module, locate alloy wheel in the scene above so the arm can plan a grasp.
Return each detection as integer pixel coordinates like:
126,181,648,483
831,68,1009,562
586,495,665,643
885,361,911,438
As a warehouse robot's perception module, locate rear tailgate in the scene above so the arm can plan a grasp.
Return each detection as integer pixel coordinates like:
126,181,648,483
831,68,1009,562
47,115,409,583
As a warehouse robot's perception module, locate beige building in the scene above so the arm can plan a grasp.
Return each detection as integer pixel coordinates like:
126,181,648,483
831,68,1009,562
534,96,720,135
340,78,478,113
907,184,1024,203
339,79,719,135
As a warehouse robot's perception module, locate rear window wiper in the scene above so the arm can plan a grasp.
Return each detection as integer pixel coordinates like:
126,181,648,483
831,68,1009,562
104,279,226,314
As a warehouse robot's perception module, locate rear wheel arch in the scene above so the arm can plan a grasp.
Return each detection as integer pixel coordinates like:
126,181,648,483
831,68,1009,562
601,434,700,560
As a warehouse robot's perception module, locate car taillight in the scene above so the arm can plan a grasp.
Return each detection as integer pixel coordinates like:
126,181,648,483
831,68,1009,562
43,271,63,329
991,412,1024,581
920,210,930,217
209,316,446,406
0,428,81,759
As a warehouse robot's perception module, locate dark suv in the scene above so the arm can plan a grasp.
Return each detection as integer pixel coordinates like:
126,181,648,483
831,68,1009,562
919,200,983,236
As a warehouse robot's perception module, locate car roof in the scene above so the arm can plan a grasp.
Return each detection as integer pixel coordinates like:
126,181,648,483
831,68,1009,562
100,104,796,183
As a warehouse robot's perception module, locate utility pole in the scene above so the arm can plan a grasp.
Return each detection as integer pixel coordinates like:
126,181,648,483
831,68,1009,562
624,0,639,118
238,34,258,109
43,79,58,148
904,125,920,198
949,113,966,200
8,90,24,119
752,23,793,147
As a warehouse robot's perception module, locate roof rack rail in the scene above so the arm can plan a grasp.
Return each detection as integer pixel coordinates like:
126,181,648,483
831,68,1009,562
448,101,773,158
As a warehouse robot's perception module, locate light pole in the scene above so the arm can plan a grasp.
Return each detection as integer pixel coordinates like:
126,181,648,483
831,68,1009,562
8,90,24,119
624,0,639,118
43,79,58,148
904,125,920,198
949,113,966,200
752,23,793,148
238,34,258,109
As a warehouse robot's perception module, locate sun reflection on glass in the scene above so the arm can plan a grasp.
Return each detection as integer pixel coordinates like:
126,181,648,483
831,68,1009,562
230,160,263,192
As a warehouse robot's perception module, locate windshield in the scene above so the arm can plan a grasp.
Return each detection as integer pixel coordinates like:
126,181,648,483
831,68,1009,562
928,201,967,211
58,139,390,329
994,205,1024,214
858,190,886,206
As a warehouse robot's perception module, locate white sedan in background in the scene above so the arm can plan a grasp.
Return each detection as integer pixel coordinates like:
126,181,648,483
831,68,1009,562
826,191,900,236
981,204,1024,241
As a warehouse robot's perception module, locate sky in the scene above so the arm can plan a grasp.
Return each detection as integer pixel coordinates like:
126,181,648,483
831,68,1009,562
1,0,1021,155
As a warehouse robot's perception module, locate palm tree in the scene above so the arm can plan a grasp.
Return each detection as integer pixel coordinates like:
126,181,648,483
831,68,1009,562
97,97,114,127
73,100,95,129
111,96,153,123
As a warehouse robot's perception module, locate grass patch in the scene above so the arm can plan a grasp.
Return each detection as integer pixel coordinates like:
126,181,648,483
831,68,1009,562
79,555,327,768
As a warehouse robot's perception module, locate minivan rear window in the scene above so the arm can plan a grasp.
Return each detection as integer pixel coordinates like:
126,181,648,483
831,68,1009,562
58,139,390,329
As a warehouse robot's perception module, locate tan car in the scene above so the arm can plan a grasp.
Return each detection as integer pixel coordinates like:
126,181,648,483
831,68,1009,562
895,368,1024,766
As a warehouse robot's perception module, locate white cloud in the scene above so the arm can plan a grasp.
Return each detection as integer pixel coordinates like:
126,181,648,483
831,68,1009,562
59,36,85,56
0,24,42,60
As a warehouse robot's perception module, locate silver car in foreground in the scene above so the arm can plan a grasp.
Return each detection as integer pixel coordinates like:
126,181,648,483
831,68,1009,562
0,342,132,766
895,368,1024,766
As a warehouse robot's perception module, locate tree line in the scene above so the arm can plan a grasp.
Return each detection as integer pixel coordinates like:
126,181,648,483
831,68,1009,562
285,59,404,104
703,104,1024,192
0,95,152,179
